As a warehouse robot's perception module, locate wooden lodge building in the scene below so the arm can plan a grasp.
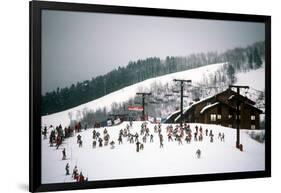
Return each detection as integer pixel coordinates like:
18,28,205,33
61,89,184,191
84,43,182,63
165,88,263,129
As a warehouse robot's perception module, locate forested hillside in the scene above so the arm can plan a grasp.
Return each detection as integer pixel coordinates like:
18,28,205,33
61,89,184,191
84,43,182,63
42,41,264,115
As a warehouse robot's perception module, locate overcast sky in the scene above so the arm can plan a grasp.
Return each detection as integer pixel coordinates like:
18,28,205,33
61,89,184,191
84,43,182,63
41,10,265,94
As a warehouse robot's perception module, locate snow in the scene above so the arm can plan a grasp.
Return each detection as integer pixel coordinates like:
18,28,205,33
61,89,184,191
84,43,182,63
41,121,265,184
228,95,235,100
200,102,220,114
42,63,225,128
235,65,265,91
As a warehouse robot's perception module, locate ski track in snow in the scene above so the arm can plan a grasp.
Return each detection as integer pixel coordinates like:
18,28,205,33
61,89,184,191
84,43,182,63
41,121,265,184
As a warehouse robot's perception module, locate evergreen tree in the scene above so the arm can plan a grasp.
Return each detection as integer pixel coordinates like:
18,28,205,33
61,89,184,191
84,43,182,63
226,64,236,84
248,52,253,69
253,47,262,68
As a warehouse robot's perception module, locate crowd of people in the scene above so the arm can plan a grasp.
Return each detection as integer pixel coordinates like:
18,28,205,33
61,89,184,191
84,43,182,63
42,121,226,182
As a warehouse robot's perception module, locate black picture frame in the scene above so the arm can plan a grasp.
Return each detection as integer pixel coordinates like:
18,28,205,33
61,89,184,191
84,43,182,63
29,1,271,192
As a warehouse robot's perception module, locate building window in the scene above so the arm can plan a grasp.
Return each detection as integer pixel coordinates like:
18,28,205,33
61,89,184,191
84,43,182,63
210,114,216,122
217,114,222,120
251,125,256,129
251,115,255,120
228,114,232,119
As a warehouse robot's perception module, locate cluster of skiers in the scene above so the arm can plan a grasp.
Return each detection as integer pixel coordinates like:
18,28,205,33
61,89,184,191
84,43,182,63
92,128,114,149
43,122,87,149
43,121,228,182
165,123,225,145
65,163,88,182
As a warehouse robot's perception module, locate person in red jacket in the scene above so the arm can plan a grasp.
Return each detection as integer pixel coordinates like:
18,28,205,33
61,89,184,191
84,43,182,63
78,172,85,182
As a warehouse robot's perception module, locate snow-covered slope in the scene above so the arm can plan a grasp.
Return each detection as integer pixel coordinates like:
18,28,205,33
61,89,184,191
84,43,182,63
42,63,225,128
236,65,265,91
42,121,265,184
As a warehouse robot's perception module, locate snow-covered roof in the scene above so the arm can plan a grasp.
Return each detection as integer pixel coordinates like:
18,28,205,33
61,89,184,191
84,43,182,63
183,95,214,114
200,102,220,114
174,114,181,122
165,109,180,120
228,95,235,100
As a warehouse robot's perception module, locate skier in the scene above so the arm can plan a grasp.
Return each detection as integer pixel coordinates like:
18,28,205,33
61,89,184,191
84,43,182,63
218,132,222,140
62,148,66,160
98,138,103,147
205,128,209,136
92,129,96,139
77,122,82,132
72,166,79,180
43,126,47,139
119,129,124,137
221,133,225,142
49,130,55,146
142,135,146,143
154,125,158,133
199,126,203,134
118,134,123,145
78,172,85,182
92,140,97,148
129,135,134,144
77,134,82,144
210,135,214,143
56,136,62,149
199,133,203,142
209,130,213,137
158,124,162,135
96,132,100,139
145,127,150,136
150,134,153,142
104,134,110,146
168,132,173,142
196,149,201,159
159,134,164,148
135,132,139,142
185,135,191,144
194,132,198,141
110,140,115,149
103,128,108,135
136,141,140,152
177,135,183,145
195,125,198,133
140,143,144,150
65,163,70,175
78,139,83,148
140,127,145,135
